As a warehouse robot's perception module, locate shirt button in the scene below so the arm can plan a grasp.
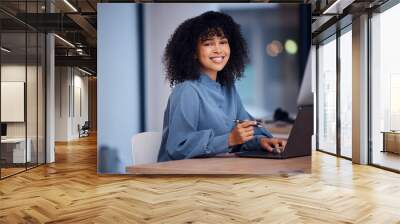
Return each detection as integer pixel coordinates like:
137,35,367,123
205,145,210,154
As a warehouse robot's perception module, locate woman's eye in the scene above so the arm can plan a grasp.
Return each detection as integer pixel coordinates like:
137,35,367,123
220,41,228,45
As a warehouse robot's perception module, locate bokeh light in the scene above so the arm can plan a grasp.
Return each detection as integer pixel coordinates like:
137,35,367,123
266,40,283,57
284,39,298,55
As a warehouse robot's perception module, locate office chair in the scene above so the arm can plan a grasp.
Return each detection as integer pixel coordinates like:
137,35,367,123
79,121,90,138
131,132,162,165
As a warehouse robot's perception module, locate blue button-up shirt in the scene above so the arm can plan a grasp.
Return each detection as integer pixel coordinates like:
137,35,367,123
157,73,273,162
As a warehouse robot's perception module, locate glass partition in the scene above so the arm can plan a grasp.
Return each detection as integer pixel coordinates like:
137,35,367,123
370,3,400,171
317,36,337,154
339,28,352,158
0,1,46,179
38,32,45,165
1,31,28,177
27,31,38,169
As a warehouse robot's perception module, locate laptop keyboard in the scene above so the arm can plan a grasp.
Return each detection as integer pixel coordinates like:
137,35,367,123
235,150,284,159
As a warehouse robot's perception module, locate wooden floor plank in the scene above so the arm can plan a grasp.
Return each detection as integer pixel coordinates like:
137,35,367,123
0,134,400,223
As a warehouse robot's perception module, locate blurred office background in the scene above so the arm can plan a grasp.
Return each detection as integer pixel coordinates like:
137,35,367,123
142,4,309,131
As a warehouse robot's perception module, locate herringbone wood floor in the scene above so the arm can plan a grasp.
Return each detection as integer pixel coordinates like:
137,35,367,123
1,134,400,224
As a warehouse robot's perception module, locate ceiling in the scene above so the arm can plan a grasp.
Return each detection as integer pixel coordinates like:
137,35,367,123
0,0,392,75
0,0,98,74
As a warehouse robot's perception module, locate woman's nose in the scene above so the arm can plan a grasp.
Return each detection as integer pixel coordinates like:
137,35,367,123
213,43,222,53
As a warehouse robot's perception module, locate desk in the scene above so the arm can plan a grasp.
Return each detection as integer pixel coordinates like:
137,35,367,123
1,138,31,163
381,131,400,154
126,154,311,175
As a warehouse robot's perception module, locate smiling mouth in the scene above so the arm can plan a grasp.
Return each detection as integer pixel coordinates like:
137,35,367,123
209,56,225,63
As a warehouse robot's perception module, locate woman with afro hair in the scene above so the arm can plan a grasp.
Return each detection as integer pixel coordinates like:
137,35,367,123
158,11,286,162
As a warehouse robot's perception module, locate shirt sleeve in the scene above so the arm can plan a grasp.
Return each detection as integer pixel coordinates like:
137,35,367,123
165,84,230,160
234,86,273,151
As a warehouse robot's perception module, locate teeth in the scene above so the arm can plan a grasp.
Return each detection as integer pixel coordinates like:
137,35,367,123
210,56,223,63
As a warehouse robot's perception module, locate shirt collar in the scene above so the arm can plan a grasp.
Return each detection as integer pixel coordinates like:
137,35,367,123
199,73,221,88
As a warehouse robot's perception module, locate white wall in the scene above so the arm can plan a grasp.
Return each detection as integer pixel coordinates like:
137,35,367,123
1,66,26,130
55,67,69,141
1,65,39,138
72,73,89,138
1,64,46,163
144,3,218,131
54,67,89,141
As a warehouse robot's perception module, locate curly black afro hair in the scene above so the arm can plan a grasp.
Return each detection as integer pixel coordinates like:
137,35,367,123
163,11,249,87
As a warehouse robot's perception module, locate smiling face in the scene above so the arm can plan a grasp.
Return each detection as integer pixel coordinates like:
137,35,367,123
196,34,230,79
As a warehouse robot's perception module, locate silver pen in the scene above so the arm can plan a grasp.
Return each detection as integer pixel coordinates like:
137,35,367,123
233,119,263,128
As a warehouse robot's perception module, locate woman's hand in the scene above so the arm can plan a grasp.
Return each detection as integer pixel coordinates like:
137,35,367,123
259,137,287,153
228,120,256,146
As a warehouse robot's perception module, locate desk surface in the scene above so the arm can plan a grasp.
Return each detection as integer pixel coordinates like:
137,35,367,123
126,154,311,175
1,138,27,143
381,131,400,134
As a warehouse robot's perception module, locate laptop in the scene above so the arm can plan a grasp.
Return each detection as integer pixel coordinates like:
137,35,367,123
236,106,313,159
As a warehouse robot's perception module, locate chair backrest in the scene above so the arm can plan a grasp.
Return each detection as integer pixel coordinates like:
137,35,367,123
131,132,162,165
82,121,90,129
